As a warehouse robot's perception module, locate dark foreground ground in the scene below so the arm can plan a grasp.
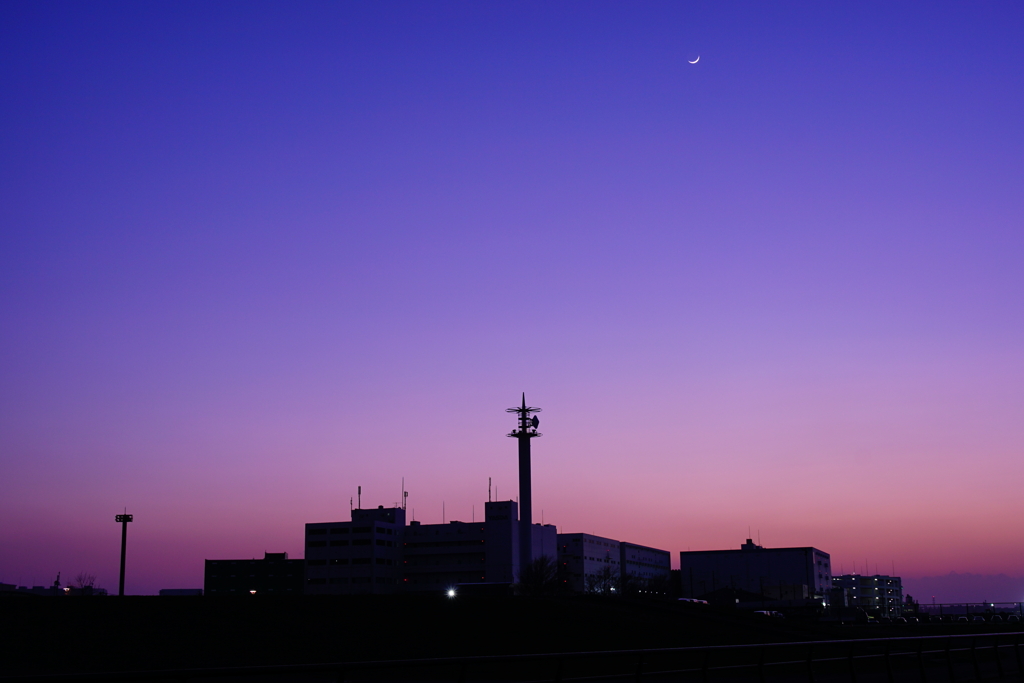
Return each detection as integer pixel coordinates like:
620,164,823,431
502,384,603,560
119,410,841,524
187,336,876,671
0,595,1018,678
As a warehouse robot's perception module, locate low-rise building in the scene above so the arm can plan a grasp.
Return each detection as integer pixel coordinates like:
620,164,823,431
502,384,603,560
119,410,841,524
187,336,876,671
832,574,903,617
556,534,671,594
159,588,203,596
557,533,621,593
620,541,672,594
679,539,832,606
204,552,304,595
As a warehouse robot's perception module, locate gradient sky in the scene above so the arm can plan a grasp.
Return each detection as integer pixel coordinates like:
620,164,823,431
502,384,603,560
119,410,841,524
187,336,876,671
2,2,1022,597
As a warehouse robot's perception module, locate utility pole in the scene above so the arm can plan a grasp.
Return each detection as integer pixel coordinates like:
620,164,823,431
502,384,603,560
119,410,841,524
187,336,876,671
115,512,133,596
507,393,541,578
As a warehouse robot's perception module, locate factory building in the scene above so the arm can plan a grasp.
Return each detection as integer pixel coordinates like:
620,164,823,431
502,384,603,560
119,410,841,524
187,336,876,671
679,539,832,606
557,534,671,594
620,541,672,593
832,574,903,617
403,500,557,593
304,506,406,595
204,552,304,595
304,500,557,594
557,533,622,593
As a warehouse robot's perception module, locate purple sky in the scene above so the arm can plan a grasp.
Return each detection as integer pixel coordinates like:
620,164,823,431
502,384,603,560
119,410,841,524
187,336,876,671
2,2,1023,598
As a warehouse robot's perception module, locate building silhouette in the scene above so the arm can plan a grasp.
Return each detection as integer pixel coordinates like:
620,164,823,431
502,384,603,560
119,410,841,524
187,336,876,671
204,552,304,595
679,539,832,606
304,500,557,594
305,506,406,594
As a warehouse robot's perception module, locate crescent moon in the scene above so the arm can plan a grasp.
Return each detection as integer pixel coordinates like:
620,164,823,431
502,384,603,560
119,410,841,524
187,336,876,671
689,56,700,64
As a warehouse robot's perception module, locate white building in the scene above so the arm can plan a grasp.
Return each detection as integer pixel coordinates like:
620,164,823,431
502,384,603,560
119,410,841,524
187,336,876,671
832,574,903,617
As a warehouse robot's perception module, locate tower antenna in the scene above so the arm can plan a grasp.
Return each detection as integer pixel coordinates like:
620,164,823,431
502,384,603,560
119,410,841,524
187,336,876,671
507,393,541,574
358,486,361,510
488,477,492,503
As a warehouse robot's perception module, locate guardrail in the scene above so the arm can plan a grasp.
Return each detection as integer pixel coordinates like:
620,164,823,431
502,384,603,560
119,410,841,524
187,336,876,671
3,632,1024,683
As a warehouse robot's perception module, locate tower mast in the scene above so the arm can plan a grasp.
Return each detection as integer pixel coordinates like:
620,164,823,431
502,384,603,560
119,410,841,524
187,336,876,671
507,393,541,580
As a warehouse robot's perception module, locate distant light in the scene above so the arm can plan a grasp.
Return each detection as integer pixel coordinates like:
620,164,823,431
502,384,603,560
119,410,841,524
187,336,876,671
447,588,456,598
249,590,256,594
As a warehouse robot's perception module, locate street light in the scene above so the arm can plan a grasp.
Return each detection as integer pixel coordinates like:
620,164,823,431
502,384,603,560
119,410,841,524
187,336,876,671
115,513,133,596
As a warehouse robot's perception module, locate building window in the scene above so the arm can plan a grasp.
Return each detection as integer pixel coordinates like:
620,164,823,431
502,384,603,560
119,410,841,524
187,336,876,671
330,540,348,547
330,528,349,534
307,578,326,585
352,539,371,546
329,559,348,565
329,578,349,584
307,528,327,535
308,541,327,548
307,560,326,566
352,558,371,565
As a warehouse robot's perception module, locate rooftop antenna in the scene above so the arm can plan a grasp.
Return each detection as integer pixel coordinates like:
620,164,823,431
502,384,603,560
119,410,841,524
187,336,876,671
358,486,361,510
442,501,445,524
472,505,475,523
488,477,492,503
403,490,408,511
401,478,404,510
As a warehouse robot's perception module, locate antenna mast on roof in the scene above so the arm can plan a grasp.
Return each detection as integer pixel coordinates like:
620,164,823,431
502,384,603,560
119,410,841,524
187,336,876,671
358,486,361,510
